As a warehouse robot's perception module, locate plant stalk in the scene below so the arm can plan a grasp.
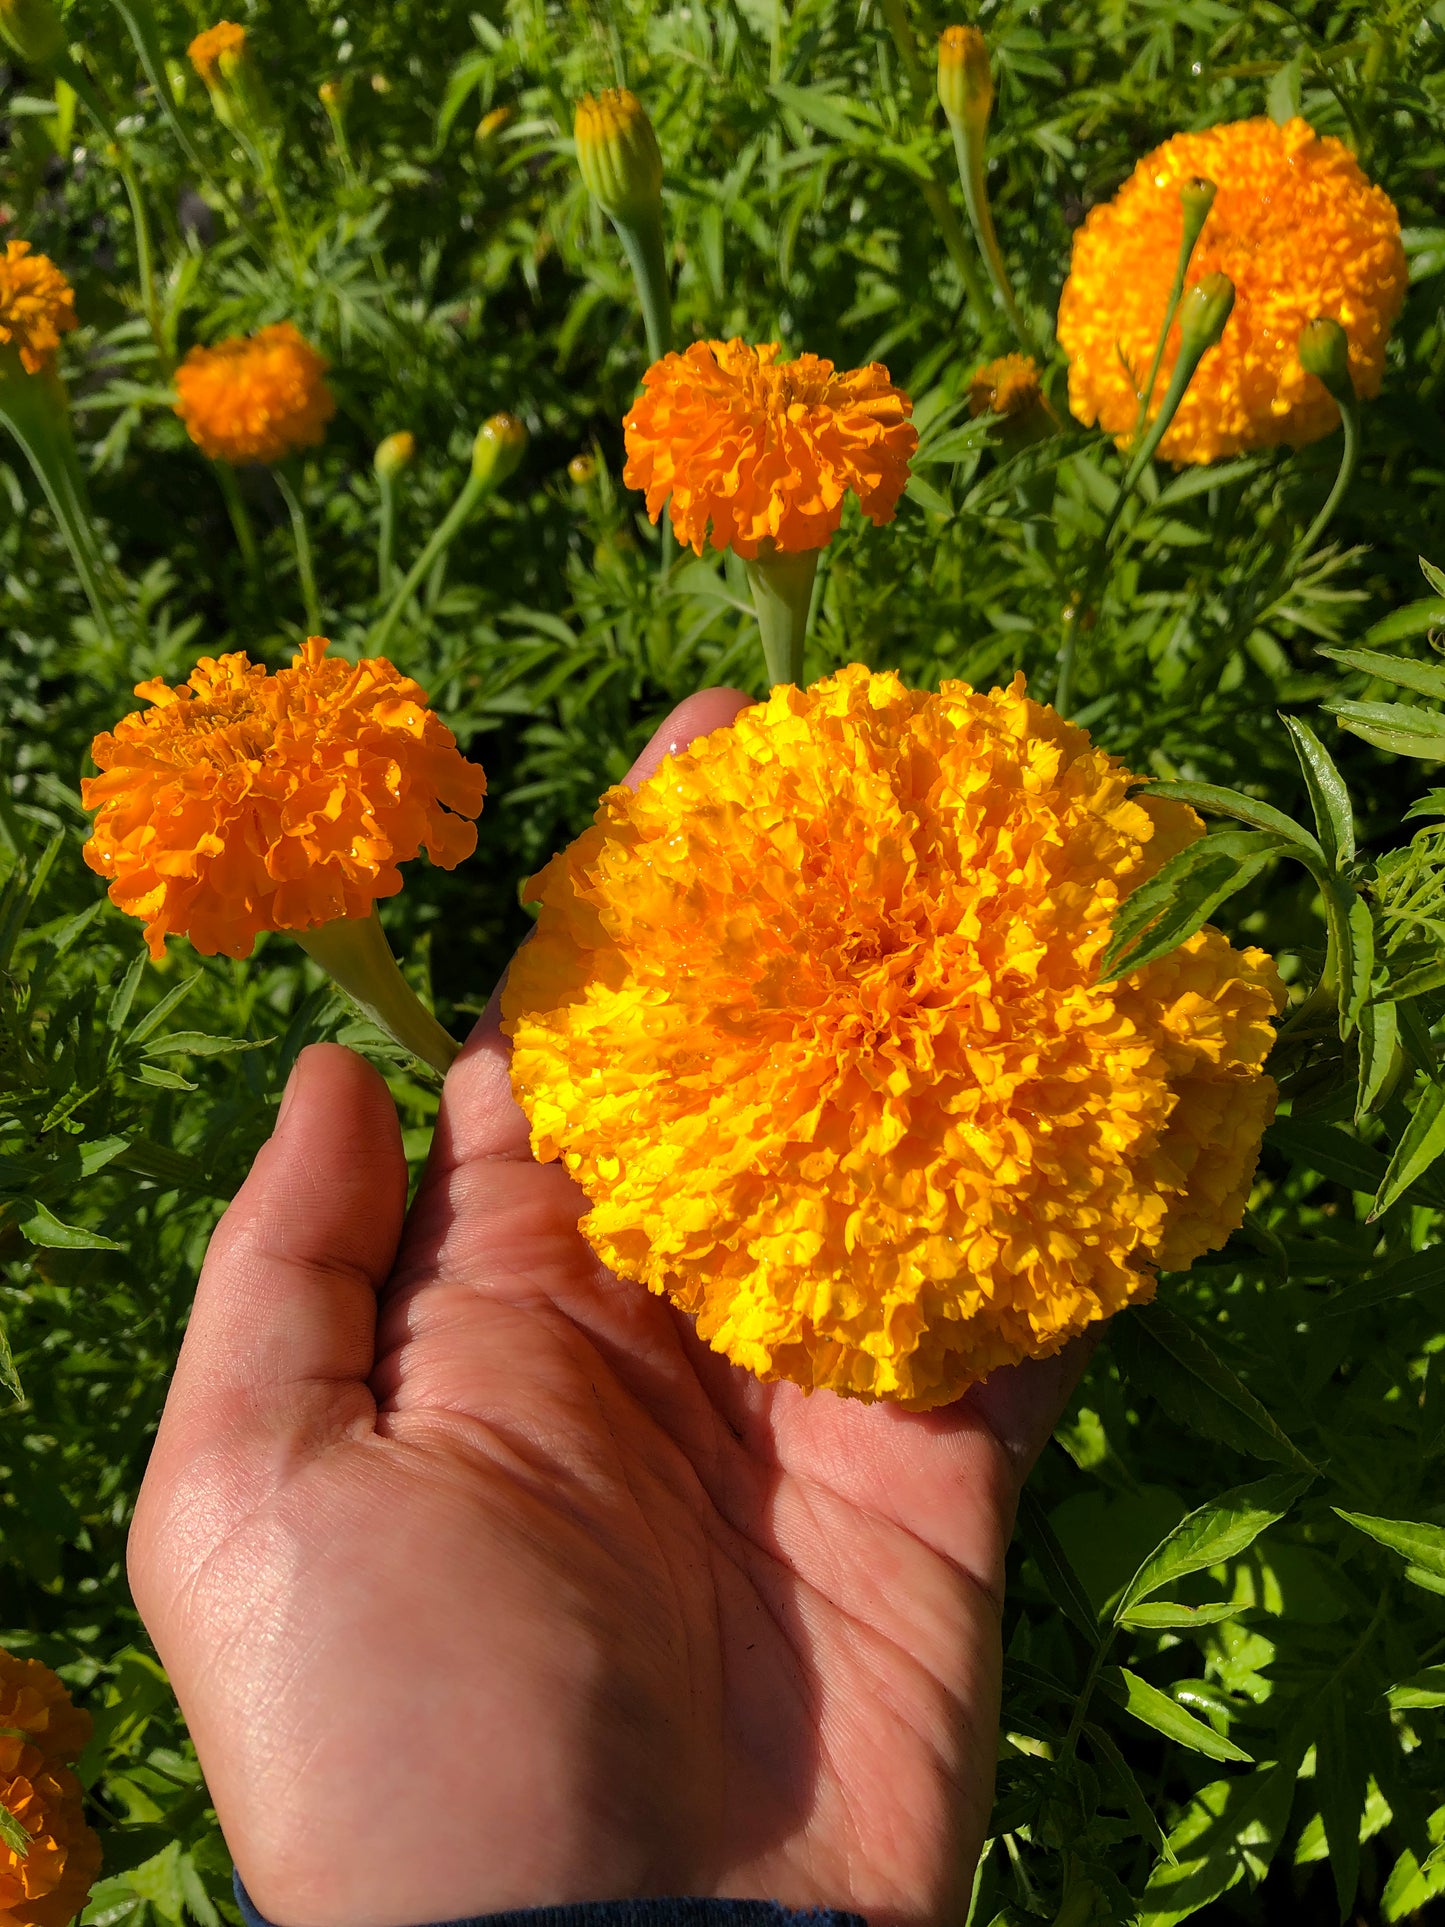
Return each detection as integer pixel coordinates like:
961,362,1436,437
1296,391,1361,560
948,119,1036,357
292,910,459,1077
275,466,322,633
744,548,819,689
213,461,259,574
370,468,489,653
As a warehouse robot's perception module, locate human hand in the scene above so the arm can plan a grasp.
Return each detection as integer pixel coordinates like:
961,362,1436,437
128,690,1087,1927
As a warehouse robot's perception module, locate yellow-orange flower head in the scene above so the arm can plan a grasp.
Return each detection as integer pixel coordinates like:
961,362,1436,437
173,321,335,466
622,339,917,559
187,19,246,87
0,1650,99,1927
82,638,487,960
1058,116,1406,463
0,242,75,377
969,353,1041,420
502,665,1282,1409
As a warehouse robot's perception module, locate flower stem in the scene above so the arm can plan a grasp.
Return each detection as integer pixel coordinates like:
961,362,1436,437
59,57,165,361
370,468,488,653
1296,391,1361,561
292,909,460,1077
613,211,671,366
213,461,259,574
275,466,322,633
1130,179,1215,448
377,468,398,596
947,119,1036,357
744,548,819,689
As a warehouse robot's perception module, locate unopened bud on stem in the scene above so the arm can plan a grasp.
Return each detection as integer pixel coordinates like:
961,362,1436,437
574,88,663,224
1178,271,1235,358
374,430,416,480
937,25,991,131
472,412,527,488
1298,317,1354,406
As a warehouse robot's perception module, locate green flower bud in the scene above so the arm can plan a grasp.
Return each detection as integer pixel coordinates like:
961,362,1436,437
1178,271,1235,358
472,412,527,487
1298,317,1354,405
574,88,663,225
374,430,416,480
937,25,991,132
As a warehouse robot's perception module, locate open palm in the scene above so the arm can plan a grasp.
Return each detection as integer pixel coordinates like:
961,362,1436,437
128,692,1084,1927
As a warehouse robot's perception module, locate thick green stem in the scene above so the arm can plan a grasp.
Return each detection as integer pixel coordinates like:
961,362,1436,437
613,210,672,366
275,467,322,633
370,468,489,653
292,910,459,1077
918,176,993,330
948,120,1036,357
1131,186,1215,448
60,58,164,361
744,548,819,689
1296,393,1361,560
377,470,398,596
213,461,259,573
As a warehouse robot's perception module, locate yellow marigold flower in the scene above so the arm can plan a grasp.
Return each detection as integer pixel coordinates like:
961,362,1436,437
173,321,335,466
0,241,75,377
81,638,486,961
187,18,246,88
0,1652,98,1927
622,339,917,559
969,353,1041,420
502,665,1283,1410
1058,116,1406,464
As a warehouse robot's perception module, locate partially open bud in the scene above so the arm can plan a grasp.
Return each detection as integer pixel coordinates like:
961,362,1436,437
476,105,512,147
188,20,255,127
568,452,598,485
574,89,663,225
937,25,992,132
374,430,416,480
1179,175,1217,257
1298,317,1354,406
318,78,343,110
472,412,527,488
0,0,64,67
968,353,1052,446
1178,272,1235,358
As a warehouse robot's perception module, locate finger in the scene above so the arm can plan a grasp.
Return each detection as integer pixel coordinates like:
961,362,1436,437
432,686,753,1172
151,1043,407,1456
965,1331,1099,1482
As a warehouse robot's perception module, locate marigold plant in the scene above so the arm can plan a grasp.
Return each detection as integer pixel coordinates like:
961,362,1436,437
0,1651,99,1927
0,1656,89,1766
0,242,76,377
502,665,1283,1410
622,338,917,557
81,637,487,960
187,19,246,87
1058,116,1406,463
173,321,335,466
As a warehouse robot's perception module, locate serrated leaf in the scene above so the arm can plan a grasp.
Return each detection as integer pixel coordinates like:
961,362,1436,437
769,80,877,141
1383,957,1445,1002
1120,1601,1244,1630
1356,999,1399,1120
1316,872,1374,1039
1138,1763,1299,1926
126,970,201,1045
1100,831,1286,979
1323,639,1445,696
1423,556,1445,597
1084,1721,1176,1861
0,1797,28,1856
1115,1473,1312,1623
904,471,952,515
1356,601,1445,647
1111,1305,1316,1473
1147,781,1326,864
1370,1080,1445,1219
1267,1119,1388,1192
1335,1508,1445,1582
106,948,148,1035
18,1201,123,1252
1317,1685,1364,1917
141,1031,262,1058
133,1064,199,1092
1108,1667,1253,1762
1321,1240,1445,1317
1283,716,1355,868
1386,1667,1445,1710
1327,698,1445,760
1017,1487,1099,1639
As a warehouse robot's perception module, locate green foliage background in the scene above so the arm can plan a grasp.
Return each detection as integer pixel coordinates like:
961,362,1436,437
2,0,1445,1921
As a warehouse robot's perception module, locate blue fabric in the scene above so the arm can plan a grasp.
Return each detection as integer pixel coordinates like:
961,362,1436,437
233,1873,867,1927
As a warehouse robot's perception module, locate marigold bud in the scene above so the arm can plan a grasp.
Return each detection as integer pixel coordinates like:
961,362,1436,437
188,19,247,91
318,78,342,109
476,105,512,145
1180,175,1217,229
0,0,64,66
472,412,527,487
568,452,597,485
374,430,415,479
937,25,991,131
574,89,663,224
1298,316,1354,404
1178,271,1235,356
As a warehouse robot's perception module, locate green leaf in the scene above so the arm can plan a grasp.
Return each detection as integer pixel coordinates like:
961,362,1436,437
1322,640,1445,697
1356,999,1399,1121
1111,1305,1316,1473
1335,1508,1445,1583
1316,1685,1364,1918
769,80,877,141
1268,1119,1388,1193
1083,1721,1176,1861
0,1797,28,1857
1147,781,1326,865
1283,716,1355,868
1321,1240,1445,1317
1319,872,1374,1038
1370,1080,1445,1219
1017,1487,1099,1639
1386,1667,1445,1710
1383,957,1445,1002
1119,1601,1244,1630
141,1031,263,1058
1100,831,1287,979
17,1201,124,1252
1138,1764,1300,1926
126,970,201,1045
1115,1473,1312,1623
106,947,149,1035
903,472,952,516
1326,698,1445,760
1108,1667,1253,1762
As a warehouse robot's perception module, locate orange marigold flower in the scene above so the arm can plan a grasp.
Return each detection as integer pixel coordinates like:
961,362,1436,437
173,321,335,466
969,353,1041,420
81,637,486,961
187,18,246,87
0,241,75,377
502,664,1282,1411
1058,116,1406,464
0,1652,99,1927
622,339,917,558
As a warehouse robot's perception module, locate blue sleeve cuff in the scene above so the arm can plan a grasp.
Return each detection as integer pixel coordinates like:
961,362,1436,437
233,1874,868,1927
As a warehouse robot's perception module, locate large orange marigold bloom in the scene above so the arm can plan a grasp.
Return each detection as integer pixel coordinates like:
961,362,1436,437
173,321,335,466
1058,116,1406,463
0,242,76,377
187,19,247,87
502,665,1282,1410
0,1651,98,1927
622,339,917,558
82,637,486,960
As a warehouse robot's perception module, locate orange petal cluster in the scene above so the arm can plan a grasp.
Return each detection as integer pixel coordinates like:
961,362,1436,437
173,321,335,466
0,1651,100,1927
82,637,486,960
1058,116,1406,463
0,242,76,377
187,19,247,87
969,353,1042,420
502,665,1283,1410
622,339,917,558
